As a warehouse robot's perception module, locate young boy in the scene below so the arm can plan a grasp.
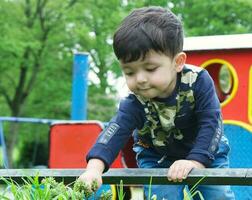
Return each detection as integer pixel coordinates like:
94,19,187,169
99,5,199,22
79,6,235,200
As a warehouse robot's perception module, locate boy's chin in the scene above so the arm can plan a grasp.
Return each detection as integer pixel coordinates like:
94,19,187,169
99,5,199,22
136,92,158,99
132,88,160,99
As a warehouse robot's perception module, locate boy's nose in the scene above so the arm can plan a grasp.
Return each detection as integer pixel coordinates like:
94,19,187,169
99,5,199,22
136,73,147,83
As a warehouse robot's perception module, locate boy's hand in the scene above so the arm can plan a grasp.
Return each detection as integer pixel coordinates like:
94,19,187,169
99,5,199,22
167,160,205,182
78,168,103,190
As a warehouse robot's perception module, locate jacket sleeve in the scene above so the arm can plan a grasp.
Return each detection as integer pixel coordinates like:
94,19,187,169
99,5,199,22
86,94,145,172
186,69,223,167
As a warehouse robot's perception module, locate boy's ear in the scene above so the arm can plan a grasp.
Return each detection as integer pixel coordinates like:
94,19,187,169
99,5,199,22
174,52,186,72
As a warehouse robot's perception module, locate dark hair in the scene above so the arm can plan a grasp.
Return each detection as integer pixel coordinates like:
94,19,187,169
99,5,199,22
113,6,184,63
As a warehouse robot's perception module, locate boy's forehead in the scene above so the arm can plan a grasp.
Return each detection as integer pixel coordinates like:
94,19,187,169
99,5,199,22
120,51,164,67
120,58,146,66
120,57,152,69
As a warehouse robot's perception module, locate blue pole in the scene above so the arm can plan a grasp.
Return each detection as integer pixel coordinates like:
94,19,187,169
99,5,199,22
71,52,89,120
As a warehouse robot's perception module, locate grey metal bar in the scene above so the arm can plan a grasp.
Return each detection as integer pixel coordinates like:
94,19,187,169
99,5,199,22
0,121,9,168
0,117,57,124
0,168,251,186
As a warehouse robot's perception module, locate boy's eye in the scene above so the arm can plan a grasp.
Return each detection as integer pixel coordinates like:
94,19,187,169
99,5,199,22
124,72,134,76
146,67,157,72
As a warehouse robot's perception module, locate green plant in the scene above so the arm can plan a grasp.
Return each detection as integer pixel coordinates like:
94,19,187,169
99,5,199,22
0,175,112,200
0,174,206,200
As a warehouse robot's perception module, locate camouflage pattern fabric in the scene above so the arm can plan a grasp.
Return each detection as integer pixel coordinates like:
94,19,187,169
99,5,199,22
136,65,202,149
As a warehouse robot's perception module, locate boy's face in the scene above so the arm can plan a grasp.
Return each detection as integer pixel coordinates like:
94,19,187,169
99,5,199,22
120,50,185,99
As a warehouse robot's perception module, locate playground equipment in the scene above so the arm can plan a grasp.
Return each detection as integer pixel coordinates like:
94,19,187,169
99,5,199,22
71,52,90,120
48,120,126,169
184,33,252,199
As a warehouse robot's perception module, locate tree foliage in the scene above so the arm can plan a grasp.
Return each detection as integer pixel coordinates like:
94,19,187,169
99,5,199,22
0,0,80,166
172,0,252,36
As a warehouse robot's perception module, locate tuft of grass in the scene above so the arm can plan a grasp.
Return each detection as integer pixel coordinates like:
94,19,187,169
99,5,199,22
116,180,125,200
147,175,206,200
147,176,157,200
183,176,206,200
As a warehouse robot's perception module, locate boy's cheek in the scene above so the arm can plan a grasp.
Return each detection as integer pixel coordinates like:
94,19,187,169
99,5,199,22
125,81,135,91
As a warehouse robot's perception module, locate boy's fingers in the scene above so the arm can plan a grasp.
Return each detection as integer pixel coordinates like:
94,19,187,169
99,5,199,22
182,166,193,179
169,167,180,182
176,166,185,180
169,166,182,181
167,166,174,181
167,160,198,182
167,163,178,181
78,174,97,189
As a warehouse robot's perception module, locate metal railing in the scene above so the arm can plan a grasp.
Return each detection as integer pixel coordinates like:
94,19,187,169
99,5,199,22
0,168,251,186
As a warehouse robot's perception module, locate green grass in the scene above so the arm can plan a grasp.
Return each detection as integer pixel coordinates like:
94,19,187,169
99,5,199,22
0,175,205,200
146,176,206,200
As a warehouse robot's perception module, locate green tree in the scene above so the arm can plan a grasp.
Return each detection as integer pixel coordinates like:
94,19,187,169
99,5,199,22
67,0,128,120
0,0,79,167
171,0,252,36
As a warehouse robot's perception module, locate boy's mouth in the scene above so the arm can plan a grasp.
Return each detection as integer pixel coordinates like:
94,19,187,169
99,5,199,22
138,85,151,90
138,88,151,92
